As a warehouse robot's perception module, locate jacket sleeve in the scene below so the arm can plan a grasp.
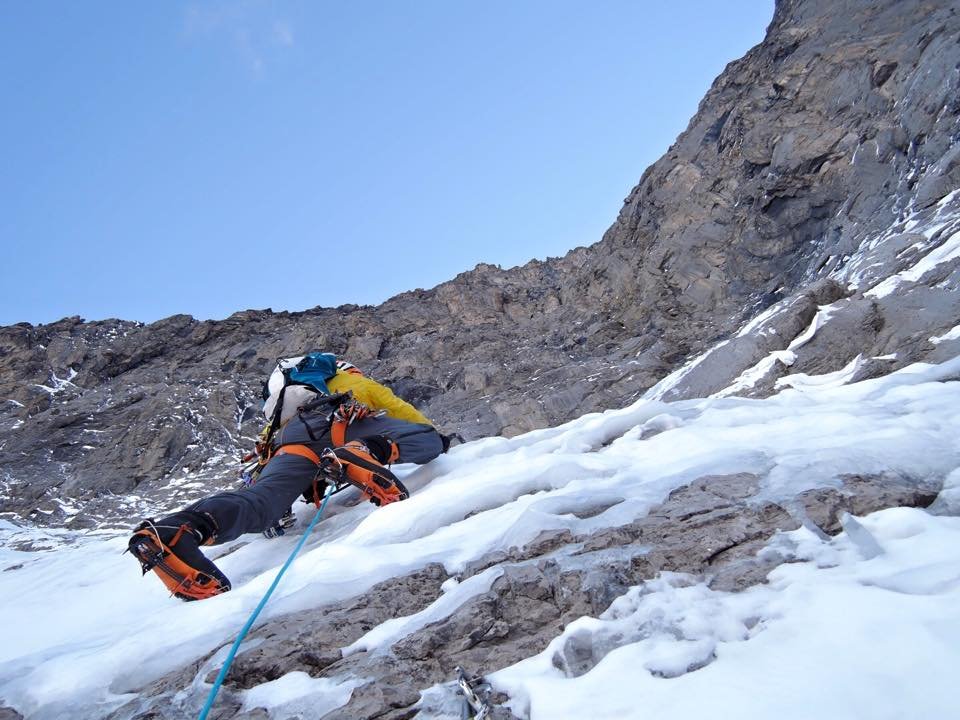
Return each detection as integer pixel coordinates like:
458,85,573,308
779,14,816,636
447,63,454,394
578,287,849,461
329,373,434,426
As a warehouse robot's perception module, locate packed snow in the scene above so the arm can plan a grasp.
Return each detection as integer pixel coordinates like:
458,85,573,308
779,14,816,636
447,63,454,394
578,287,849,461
712,349,796,397
930,324,960,345
1,356,959,719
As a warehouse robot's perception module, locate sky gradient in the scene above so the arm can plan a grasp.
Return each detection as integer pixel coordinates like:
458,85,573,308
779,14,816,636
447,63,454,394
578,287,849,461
0,1,773,326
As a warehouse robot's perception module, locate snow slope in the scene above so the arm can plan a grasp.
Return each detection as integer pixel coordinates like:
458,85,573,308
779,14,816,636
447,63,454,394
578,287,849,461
1,357,959,719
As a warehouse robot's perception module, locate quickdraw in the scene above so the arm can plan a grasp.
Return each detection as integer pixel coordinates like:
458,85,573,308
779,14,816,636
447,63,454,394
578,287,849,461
330,396,385,446
456,666,492,720
238,423,276,486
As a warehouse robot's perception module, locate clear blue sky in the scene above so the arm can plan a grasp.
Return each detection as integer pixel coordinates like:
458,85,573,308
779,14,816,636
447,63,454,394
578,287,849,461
0,1,773,327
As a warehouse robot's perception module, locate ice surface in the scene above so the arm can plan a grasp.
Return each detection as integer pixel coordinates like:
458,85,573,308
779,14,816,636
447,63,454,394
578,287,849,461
839,512,883,559
930,324,960,345
241,672,361,718
1,357,959,718
928,468,960,516
867,229,960,298
712,350,795,397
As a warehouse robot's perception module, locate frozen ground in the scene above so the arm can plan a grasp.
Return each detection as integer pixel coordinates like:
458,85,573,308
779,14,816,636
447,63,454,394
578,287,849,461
492,506,960,719
1,356,959,719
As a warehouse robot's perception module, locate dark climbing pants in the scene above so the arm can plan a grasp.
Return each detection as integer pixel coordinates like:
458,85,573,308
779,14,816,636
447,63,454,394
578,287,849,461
188,415,443,543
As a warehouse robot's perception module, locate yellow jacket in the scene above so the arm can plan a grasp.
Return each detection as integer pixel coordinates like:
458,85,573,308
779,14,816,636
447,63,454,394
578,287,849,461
327,370,433,426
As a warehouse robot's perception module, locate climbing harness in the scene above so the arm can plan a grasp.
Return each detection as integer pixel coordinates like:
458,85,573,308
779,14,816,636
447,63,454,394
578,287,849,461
240,391,370,490
197,483,335,720
456,666,492,720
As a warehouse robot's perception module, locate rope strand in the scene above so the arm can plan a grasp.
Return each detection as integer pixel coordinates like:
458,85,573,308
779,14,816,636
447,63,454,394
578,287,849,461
198,483,335,720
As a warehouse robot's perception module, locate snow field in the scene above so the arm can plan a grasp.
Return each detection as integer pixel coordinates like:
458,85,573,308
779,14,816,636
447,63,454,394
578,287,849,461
0,356,958,718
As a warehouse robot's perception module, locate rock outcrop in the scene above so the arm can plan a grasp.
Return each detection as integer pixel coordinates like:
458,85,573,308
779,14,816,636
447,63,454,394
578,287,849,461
1,2,958,534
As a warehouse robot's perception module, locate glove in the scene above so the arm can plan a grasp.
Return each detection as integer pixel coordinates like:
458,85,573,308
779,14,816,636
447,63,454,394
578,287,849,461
263,507,297,538
440,432,464,453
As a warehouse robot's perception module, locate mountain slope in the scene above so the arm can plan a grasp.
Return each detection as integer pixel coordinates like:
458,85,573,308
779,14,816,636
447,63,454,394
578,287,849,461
2,0,959,527
1,2,960,715
1,356,958,718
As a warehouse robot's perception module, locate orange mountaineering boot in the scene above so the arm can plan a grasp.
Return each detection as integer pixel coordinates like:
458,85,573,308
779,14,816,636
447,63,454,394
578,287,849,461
128,511,231,601
323,437,408,506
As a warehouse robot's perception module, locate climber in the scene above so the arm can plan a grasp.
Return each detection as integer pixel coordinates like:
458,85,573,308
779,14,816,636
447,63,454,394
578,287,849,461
128,352,452,601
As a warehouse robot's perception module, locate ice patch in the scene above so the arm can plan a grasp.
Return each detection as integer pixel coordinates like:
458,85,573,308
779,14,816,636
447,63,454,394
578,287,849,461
867,229,960,298
787,303,839,351
930,324,960,345
736,302,785,338
32,369,80,396
712,350,796,398
775,354,864,391
642,341,729,400
343,566,504,656
241,672,362,718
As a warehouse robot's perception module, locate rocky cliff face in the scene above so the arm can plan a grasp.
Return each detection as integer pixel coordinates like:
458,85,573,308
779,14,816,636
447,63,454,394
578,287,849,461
2,3,960,720
1,0,959,531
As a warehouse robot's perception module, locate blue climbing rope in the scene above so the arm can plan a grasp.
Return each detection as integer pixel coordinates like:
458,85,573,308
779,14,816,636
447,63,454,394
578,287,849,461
198,483,335,720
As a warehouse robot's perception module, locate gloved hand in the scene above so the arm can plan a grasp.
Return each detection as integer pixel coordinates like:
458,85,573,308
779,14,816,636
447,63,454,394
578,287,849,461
263,507,297,538
440,432,464,453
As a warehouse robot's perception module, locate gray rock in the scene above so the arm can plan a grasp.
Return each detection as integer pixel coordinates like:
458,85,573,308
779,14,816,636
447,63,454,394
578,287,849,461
3,0,959,528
